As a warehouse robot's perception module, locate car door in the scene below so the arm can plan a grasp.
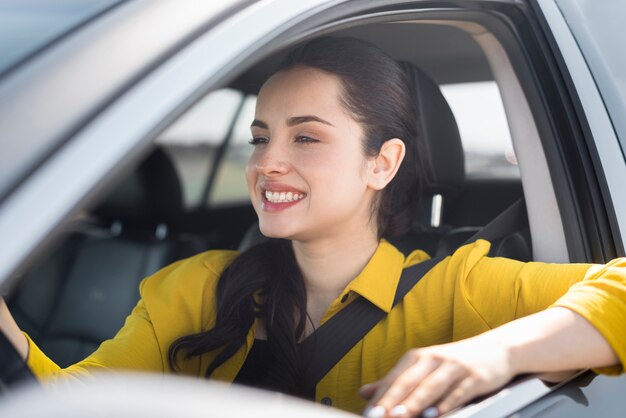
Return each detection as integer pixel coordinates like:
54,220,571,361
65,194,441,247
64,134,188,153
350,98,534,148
1,0,625,416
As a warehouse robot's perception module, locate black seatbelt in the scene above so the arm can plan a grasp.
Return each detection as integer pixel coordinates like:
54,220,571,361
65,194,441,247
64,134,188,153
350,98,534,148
299,198,527,393
299,256,443,394
464,198,527,246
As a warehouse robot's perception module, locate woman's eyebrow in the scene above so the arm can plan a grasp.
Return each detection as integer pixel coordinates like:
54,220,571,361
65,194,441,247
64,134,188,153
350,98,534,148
251,119,268,129
287,115,334,127
251,115,335,129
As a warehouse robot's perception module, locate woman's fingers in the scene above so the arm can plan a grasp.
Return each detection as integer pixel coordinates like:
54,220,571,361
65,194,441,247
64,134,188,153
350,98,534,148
363,339,515,417
365,352,473,418
435,376,485,415
361,350,421,403
385,361,468,417
368,351,441,407
359,382,379,400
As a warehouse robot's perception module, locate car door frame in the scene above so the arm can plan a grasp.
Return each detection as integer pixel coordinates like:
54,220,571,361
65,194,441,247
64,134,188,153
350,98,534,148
1,0,624,416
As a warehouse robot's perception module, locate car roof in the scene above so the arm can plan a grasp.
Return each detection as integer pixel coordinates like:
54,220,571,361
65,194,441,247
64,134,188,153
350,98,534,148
232,21,493,95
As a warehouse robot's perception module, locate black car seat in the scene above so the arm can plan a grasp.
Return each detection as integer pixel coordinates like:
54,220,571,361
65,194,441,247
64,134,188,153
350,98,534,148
392,63,531,260
239,63,531,261
8,149,205,367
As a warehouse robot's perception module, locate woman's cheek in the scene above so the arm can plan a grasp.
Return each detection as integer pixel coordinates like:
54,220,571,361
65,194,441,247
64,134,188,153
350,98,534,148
244,157,261,205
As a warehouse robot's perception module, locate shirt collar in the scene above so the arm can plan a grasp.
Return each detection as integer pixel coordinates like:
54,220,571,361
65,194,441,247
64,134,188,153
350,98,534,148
343,240,406,313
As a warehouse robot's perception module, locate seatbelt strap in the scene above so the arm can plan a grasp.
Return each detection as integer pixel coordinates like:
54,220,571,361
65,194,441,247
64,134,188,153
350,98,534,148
299,257,442,394
299,198,527,393
464,198,527,246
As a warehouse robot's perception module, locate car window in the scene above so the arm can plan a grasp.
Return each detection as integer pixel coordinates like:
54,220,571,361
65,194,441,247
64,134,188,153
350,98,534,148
208,95,257,206
0,0,121,78
156,88,245,209
440,81,519,179
192,81,519,208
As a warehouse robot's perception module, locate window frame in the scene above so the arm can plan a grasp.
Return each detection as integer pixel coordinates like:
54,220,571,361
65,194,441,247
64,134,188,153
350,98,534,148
533,0,625,258
1,0,623,415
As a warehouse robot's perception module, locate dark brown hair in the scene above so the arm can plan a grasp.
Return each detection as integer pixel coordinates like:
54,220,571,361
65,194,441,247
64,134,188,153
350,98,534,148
279,37,421,238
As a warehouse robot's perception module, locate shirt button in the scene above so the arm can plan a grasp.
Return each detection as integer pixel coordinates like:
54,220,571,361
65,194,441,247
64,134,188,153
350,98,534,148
321,397,332,406
340,294,348,303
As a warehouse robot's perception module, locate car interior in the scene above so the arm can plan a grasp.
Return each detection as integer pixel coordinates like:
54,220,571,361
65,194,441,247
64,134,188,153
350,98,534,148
8,18,548,370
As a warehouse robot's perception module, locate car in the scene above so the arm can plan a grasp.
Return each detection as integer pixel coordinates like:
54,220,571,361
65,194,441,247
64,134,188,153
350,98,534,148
0,0,625,416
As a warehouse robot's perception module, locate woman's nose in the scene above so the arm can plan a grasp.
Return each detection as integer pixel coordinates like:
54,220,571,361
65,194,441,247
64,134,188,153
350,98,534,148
255,144,290,176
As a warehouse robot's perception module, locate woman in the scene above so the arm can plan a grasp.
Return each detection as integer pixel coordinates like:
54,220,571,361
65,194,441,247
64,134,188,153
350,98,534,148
0,37,624,418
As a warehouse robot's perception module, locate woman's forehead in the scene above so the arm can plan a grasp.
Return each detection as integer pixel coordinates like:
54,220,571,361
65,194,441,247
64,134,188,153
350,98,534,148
264,65,338,89
257,67,344,110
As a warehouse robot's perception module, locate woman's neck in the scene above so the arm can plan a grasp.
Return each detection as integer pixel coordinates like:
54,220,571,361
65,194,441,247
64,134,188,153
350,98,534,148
292,229,379,326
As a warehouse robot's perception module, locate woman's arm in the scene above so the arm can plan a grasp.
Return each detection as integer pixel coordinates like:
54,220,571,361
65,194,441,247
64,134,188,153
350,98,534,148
0,252,233,382
362,307,619,418
0,298,28,359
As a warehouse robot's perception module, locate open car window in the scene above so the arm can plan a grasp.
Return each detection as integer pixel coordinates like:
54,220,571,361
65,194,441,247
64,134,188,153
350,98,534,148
2,1,625,417
441,81,518,179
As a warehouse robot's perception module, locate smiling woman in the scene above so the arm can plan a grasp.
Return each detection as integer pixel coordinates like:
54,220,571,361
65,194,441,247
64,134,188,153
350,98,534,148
1,36,626,418
169,37,421,396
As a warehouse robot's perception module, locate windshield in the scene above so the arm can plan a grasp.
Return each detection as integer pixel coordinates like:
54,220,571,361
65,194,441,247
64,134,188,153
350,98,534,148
0,0,121,78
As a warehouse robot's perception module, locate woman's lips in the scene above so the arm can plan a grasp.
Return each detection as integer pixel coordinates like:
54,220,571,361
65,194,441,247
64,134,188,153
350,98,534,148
264,190,305,202
260,187,307,213
259,181,305,193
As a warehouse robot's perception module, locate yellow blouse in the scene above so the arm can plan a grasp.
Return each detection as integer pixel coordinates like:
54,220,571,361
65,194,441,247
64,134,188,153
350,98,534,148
25,239,626,414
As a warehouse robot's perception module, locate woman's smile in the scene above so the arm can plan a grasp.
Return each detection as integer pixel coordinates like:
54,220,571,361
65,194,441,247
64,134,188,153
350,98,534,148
260,181,308,212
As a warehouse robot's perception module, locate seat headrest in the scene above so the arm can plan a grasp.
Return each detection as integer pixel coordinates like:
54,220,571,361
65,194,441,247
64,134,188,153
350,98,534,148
400,63,465,197
94,149,183,225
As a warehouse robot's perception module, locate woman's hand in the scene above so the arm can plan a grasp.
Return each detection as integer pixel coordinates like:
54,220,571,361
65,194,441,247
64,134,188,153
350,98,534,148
360,337,515,418
361,307,621,418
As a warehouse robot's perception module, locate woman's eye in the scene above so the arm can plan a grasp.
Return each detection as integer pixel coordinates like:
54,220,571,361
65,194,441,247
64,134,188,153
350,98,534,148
295,135,319,144
249,137,268,145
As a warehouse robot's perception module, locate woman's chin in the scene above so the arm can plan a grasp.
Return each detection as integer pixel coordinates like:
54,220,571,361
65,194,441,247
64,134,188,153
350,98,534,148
260,230,288,239
258,223,296,240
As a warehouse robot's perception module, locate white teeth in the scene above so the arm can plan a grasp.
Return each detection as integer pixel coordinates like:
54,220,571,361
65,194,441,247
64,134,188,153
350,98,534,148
264,190,305,203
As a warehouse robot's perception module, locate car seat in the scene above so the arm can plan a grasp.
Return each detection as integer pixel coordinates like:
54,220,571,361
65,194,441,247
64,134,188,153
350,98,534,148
390,63,531,260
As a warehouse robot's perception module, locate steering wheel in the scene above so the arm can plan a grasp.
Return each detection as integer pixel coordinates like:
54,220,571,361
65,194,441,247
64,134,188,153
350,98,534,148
0,328,37,391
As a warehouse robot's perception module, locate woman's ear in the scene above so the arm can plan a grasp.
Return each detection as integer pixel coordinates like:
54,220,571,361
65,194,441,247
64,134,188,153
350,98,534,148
368,138,406,190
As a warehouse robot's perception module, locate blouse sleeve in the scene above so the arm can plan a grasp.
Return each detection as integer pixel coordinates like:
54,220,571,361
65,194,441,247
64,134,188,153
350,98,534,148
24,249,238,384
463,244,626,374
26,280,166,385
551,257,626,374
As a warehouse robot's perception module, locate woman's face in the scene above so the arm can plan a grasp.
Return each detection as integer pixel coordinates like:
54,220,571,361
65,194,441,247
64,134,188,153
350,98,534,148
246,66,379,242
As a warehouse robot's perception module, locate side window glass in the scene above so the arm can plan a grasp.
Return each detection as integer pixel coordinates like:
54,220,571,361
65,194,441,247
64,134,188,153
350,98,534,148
156,89,244,209
157,82,515,208
208,95,257,206
440,81,519,178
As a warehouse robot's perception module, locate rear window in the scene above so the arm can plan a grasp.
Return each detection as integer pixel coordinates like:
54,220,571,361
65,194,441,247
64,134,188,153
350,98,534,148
159,81,520,209
441,81,519,179
0,0,121,77
157,88,247,209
